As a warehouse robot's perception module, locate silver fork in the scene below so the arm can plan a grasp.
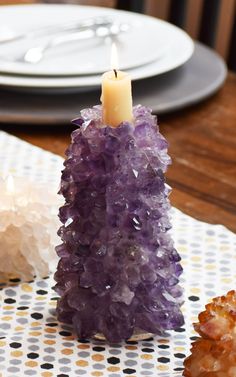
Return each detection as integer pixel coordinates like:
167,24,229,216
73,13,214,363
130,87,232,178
0,16,114,44
18,23,129,64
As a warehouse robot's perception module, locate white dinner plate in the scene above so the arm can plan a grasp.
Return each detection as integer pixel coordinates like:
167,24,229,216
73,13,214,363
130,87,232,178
0,29,194,92
0,4,176,76
0,4,193,77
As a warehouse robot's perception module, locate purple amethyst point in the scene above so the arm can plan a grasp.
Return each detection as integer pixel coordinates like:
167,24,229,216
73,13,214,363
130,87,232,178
54,105,184,342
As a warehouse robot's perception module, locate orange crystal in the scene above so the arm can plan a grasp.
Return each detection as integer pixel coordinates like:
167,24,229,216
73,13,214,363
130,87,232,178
183,290,236,377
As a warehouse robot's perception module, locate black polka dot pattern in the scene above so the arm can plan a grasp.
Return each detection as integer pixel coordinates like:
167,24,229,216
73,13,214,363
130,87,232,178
41,363,53,369
158,357,170,363
77,339,89,343
31,313,43,320
190,336,199,341
10,343,21,349
36,290,48,295
188,295,200,302
4,298,16,304
142,348,154,353
93,346,105,352
174,353,186,359
174,327,185,333
123,368,136,374
59,331,72,337
158,344,169,349
107,357,120,364
125,340,138,345
27,353,39,359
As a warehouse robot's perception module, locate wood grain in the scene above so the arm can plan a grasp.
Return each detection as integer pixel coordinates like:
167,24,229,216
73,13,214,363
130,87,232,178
145,0,171,20
1,73,236,233
215,0,236,59
184,0,204,39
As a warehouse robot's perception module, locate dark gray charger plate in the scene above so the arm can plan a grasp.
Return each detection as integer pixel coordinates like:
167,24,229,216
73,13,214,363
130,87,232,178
0,42,227,125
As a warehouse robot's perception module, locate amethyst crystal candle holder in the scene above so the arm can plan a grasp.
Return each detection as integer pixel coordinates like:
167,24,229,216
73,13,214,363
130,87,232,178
54,105,184,343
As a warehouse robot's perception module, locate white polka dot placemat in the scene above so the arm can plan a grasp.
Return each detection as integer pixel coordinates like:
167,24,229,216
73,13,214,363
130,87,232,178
0,131,235,377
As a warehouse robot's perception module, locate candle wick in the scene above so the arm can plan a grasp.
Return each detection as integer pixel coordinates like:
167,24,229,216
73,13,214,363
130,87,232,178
114,69,117,78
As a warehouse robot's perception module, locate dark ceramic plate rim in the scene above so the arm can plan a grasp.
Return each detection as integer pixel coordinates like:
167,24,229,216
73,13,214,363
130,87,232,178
0,42,227,124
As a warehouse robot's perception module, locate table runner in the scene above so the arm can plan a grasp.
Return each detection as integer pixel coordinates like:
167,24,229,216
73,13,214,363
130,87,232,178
0,131,235,377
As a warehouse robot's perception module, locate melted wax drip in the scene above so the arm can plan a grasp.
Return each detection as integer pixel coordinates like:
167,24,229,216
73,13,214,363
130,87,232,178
54,105,184,342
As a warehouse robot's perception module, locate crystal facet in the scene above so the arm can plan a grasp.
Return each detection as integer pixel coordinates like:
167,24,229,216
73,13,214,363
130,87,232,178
0,176,61,280
184,290,236,377
54,105,184,342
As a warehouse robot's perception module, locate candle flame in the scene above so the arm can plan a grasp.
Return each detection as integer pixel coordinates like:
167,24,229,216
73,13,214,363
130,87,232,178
110,42,119,70
6,175,15,194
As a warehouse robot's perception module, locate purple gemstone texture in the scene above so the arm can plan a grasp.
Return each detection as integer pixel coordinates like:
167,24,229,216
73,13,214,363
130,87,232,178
54,105,184,342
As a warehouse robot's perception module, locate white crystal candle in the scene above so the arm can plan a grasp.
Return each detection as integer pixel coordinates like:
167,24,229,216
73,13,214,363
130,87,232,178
0,176,61,280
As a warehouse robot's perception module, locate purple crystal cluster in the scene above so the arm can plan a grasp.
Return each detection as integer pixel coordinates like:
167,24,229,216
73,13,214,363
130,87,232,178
54,105,184,342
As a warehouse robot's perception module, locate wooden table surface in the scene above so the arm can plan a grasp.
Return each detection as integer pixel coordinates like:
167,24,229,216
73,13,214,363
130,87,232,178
1,72,236,233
